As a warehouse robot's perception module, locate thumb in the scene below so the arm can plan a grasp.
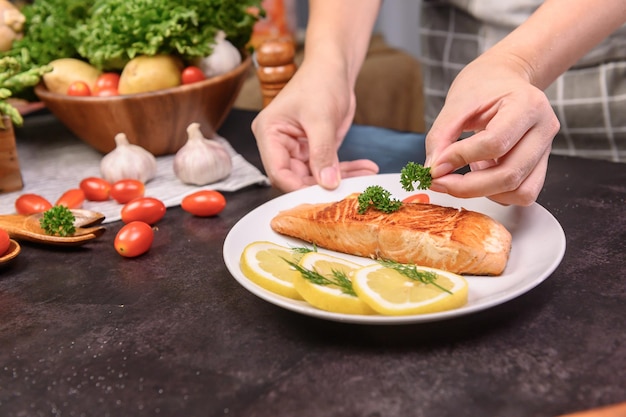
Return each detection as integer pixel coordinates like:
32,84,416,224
424,108,466,178
307,122,342,189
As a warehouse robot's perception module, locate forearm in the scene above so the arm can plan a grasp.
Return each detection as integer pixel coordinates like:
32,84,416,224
304,0,381,86
486,0,626,89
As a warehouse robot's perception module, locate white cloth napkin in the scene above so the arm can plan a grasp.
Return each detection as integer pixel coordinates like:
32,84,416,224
0,129,270,223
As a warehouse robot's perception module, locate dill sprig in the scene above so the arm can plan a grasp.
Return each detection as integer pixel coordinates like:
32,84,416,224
283,259,357,297
39,205,76,237
400,162,432,191
378,259,452,294
289,244,317,254
357,185,402,214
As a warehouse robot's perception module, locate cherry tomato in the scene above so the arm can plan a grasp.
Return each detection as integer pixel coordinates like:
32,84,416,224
121,197,166,224
94,87,119,97
181,66,206,84
110,179,145,204
67,81,91,96
93,73,120,94
79,177,111,201
0,228,10,256
402,193,430,204
15,193,52,215
114,221,154,258
55,188,86,209
181,190,226,217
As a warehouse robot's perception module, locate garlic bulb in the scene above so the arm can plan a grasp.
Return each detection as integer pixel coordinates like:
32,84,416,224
196,30,242,78
100,133,157,183
173,123,232,185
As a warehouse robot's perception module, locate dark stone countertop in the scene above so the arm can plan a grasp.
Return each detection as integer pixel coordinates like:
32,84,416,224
0,110,624,417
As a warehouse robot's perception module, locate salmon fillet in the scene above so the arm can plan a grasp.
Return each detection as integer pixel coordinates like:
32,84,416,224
270,193,512,275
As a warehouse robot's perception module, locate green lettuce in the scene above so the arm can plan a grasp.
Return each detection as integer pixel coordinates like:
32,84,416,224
74,0,263,70
4,0,93,67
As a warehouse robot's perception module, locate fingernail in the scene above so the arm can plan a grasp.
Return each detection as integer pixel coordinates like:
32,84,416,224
430,162,454,178
429,183,447,193
320,166,340,188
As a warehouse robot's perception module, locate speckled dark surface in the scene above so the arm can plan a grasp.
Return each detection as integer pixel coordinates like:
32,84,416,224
0,110,624,417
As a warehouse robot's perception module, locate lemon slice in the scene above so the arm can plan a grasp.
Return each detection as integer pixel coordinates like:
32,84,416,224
351,263,468,315
294,252,376,315
240,241,307,300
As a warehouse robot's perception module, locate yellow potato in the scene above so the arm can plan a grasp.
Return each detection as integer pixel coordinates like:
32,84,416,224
42,58,101,94
118,55,182,95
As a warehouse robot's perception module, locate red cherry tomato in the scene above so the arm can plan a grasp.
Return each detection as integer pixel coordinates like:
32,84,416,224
402,193,430,204
15,193,52,215
79,177,111,201
55,188,86,209
93,73,120,94
0,228,10,256
121,197,166,224
181,190,226,217
109,179,145,204
181,66,206,84
67,81,91,96
114,221,154,258
94,87,119,97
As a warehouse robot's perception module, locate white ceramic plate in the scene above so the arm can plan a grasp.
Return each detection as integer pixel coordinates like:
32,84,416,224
223,174,566,325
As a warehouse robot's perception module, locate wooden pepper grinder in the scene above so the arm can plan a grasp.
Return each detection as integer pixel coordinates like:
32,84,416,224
255,38,297,107
0,116,23,193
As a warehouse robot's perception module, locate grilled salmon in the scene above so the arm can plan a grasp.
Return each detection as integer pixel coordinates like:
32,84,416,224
270,193,512,275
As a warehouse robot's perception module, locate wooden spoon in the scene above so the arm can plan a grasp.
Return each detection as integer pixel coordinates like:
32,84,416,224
0,239,20,265
0,209,106,246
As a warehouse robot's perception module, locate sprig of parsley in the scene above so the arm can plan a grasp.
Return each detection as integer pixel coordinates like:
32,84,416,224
357,162,432,214
39,206,76,237
378,259,452,294
400,162,432,191
357,185,402,214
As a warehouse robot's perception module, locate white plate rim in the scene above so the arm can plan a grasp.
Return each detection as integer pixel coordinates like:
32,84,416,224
223,174,566,325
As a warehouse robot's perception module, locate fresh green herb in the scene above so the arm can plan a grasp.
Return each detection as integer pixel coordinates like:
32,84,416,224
400,162,432,191
378,259,452,294
356,162,432,215
357,185,402,214
39,206,76,237
284,259,357,297
290,244,318,255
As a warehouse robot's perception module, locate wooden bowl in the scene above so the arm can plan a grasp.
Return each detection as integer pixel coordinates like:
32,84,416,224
35,56,252,156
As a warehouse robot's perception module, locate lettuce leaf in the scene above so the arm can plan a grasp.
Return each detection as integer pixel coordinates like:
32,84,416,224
6,0,94,66
74,0,263,70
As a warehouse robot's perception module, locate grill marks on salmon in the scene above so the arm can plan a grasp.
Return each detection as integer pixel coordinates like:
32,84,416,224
270,193,512,275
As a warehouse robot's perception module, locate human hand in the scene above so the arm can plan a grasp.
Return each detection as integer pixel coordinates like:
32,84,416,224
251,61,379,192
425,53,560,206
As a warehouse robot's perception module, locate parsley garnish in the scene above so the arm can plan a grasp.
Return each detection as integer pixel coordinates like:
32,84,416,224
378,259,452,294
400,162,432,191
39,206,76,237
283,259,357,297
357,162,432,214
357,185,402,214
